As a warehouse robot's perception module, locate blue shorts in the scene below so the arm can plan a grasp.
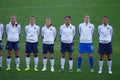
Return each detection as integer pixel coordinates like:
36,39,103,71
6,41,20,51
43,43,54,54
61,42,74,53
98,42,112,54
25,42,38,54
79,43,94,54
0,41,2,50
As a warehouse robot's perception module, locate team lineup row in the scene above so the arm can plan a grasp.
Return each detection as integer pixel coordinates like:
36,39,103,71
0,14,113,74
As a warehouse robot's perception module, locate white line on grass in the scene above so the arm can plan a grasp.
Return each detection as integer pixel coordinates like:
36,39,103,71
0,4,120,11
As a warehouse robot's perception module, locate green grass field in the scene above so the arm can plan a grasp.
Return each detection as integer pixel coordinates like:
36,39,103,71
0,0,120,80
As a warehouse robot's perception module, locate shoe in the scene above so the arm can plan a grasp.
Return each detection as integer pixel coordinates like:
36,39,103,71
76,68,81,72
24,67,30,71
34,68,38,72
51,67,54,72
69,69,73,72
41,67,47,72
108,70,112,74
59,68,64,72
6,67,11,71
16,68,21,71
0,67,2,70
90,69,94,72
98,70,102,74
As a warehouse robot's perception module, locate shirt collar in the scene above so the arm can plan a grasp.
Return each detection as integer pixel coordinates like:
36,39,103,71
64,24,72,27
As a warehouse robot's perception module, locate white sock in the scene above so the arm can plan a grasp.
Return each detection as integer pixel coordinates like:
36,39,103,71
0,56,2,67
99,60,103,71
43,58,47,68
15,57,20,68
7,58,11,68
34,57,39,68
107,60,112,71
50,58,54,67
26,57,30,68
69,60,73,70
61,58,65,69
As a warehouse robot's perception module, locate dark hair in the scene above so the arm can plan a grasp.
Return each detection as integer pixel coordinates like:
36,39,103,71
103,16,108,19
64,16,71,20
30,16,35,19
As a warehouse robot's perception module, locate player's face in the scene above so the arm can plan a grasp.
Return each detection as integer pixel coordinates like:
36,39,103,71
46,19,51,27
65,17,71,25
103,18,108,26
10,16,16,24
84,16,90,23
30,17,35,25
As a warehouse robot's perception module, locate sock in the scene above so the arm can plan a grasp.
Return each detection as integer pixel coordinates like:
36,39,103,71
26,57,30,68
15,57,20,68
61,57,65,69
50,58,54,67
69,58,73,69
99,60,103,71
34,57,39,68
89,56,94,69
7,57,11,68
78,57,82,69
43,58,47,68
0,56,2,67
107,60,112,71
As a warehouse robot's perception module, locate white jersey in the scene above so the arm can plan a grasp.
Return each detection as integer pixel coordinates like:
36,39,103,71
60,24,76,43
78,22,94,43
25,24,40,43
41,25,56,44
98,24,113,43
0,23,4,41
6,22,21,42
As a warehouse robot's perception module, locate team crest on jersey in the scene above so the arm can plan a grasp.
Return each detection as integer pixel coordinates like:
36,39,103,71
89,26,91,28
70,26,72,29
107,27,109,30
50,28,52,31
34,27,36,29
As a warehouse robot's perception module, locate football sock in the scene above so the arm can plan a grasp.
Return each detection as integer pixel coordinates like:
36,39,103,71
50,58,54,67
78,57,82,69
89,56,94,69
7,57,11,68
43,57,47,68
69,58,73,69
0,56,2,67
99,59,103,71
15,56,20,68
26,56,30,68
107,59,112,71
34,56,39,68
61,57,65,69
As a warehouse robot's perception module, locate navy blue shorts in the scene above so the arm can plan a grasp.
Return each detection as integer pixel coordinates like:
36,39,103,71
61,42,74,53
0,41,2,50
79,43,94,54
6,41,20,51
98,42,112,54
43,43,54,54
25,42,38,54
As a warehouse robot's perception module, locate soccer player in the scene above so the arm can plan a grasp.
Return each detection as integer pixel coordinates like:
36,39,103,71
0,23,4,70
77,15,95,72
98,16,113,74
24,16,40,71
41,17,56,72
6,14,21,71
59,16,76,72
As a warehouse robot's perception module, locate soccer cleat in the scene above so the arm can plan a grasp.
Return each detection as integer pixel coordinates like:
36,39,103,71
24,67,30,71
0,67,2,70
6,67,11,71
16,68,21,71
51,67,54,72
90,69,94,72
108,70,112,74
76,68,81,72
59,68,64,72
34,68,39,72
69,69,73,72
41,67,47,72
98,70,102,74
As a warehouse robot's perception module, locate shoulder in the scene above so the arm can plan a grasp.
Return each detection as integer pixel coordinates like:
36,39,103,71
78,23,84,27
35,24,40,29
98,24,103,29
89,23,94,27
108,25,113,29
70,24,75,28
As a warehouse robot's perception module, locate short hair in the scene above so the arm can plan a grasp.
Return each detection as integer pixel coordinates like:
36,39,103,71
46,17,52,21
30,16,35,19
64,16,71,20
10,14,16,18
103,16,108,19
84,15,90,18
